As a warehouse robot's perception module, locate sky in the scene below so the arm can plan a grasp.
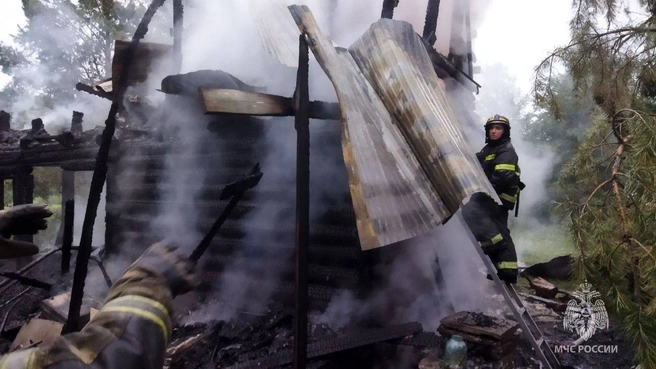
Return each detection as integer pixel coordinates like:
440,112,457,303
474,0,572,94
0,0,573,93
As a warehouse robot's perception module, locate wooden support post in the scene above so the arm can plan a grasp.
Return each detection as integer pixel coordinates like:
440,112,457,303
293,33,310,369
13,166,34,243
71,112,83,135
464,0,474,78
56,170,75,246
61,200,74,275
66,0,167,334
173,0,184,73
381,0,398,19
0,111,10,132
0,180,4,210
423,0,441,45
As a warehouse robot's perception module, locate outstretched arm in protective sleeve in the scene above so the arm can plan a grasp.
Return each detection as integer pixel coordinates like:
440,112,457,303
0,241,197,369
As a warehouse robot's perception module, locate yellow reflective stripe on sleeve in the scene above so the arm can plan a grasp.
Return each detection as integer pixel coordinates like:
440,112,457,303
491,234,503,244
99,306,169,342
103,295,172,333
108,295,170,318
497,261,518,270
485,154,496,161
499,193,517,203
494,164,516,171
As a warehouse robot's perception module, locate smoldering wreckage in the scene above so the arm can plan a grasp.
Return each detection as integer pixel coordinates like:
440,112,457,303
0,1,636,369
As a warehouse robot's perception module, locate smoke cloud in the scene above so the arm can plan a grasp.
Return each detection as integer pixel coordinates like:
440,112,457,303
161,0,501,329
4,0,507,332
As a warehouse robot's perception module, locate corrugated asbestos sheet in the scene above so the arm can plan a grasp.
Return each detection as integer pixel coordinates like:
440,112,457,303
289,5,496,250
254,1,301,68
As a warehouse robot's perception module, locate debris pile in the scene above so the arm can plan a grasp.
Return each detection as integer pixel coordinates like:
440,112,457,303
438,311,520,367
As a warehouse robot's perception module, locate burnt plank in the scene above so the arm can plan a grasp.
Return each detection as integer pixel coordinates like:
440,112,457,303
200,88,294,116
439,311,519,342
200,87,341,120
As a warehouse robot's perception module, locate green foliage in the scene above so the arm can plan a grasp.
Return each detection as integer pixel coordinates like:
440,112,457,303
558,110,656,367
0,0,147,121
538,1,656,366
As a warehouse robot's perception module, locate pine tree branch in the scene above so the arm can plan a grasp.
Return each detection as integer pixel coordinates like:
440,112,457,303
629,237,656,262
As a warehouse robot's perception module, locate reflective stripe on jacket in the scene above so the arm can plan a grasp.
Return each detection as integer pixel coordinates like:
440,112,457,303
476,139,521,210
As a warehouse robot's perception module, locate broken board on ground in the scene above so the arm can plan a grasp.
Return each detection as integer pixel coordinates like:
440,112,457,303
10,318,63,351
41,292,102,329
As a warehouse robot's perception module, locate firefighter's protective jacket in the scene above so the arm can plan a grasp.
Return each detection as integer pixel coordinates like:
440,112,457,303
476,138,522,211
0,242,191,369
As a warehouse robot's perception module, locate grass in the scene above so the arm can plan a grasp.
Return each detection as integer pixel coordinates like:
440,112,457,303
511,221,578,266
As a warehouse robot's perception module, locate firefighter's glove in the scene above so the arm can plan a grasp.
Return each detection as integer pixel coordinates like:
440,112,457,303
0,204,53,237
0,237,39,259
131,240,198,296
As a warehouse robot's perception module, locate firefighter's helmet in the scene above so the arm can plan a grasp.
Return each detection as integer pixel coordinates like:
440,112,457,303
484,114,511,141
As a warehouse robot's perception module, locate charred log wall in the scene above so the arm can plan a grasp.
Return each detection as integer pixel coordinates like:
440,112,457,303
106,74,365,308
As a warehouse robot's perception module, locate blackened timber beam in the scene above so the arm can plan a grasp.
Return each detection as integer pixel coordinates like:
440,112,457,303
420,36,481,92
60,160,96,172
381,0,399,19
0,248,61,295
56,171,75,246
13,166,34,244
66,0,167,334
0,181,3,210
0,166,19,179
0,111,10,132
75,83,114,101
464,0,474,78
293,33,310,369
0,145,98,168
61,200,74,274
423,0,440,45
199,88,340,120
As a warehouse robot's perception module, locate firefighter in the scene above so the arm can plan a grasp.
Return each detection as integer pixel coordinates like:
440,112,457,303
463,114,523,283
0,205,197,368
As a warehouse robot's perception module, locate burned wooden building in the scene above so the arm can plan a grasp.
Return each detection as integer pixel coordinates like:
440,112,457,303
0,0,519,368
85,0,489,311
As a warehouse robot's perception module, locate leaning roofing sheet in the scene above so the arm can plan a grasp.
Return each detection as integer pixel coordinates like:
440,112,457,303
288,5,495,250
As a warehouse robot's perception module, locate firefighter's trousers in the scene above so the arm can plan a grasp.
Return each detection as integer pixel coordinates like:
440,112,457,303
462,192,518,283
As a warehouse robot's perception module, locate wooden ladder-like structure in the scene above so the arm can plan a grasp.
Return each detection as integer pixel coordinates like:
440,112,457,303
456,211,562,369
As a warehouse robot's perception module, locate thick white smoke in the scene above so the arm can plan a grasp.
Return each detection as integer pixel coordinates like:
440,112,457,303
158,0,502,328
